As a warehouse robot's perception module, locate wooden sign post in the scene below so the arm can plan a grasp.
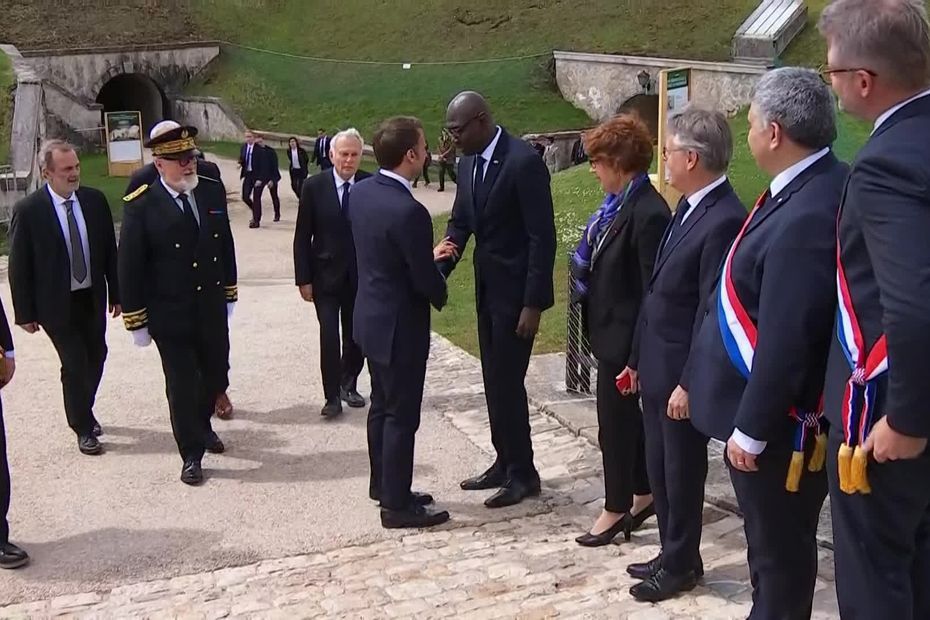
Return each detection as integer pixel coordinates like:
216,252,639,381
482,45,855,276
656,67,692,209
104,111,144,177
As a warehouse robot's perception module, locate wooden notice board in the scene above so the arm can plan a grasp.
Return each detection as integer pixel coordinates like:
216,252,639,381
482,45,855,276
104,111,144,177
656,67,692,210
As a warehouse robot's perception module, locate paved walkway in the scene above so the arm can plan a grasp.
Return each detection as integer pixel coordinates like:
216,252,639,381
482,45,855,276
0,164,839,618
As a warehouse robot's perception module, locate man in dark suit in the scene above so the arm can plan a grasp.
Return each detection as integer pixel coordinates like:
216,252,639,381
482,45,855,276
128,121,234,420
8,140,120,456
118,125,238,485
438,91,557,508
349,116,450,529
687,68,847,620
311,128,333,171
294,128,371,417
237,130,258,211
0,297,28,569
251,134,282,226
819,2,930,617
620,108,745,601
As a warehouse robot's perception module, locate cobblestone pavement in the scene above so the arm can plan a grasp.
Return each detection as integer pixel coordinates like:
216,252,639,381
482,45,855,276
0,336,840,619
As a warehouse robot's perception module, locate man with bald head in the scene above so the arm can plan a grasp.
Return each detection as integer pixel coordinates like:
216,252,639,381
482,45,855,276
437,91,556,508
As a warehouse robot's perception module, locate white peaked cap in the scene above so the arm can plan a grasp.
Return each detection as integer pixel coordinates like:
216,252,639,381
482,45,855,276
149,120,181,141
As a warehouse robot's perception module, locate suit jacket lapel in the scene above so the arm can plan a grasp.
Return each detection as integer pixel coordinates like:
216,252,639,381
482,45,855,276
475,130,510,216
745,153,838,237
42,186,70,257
651,181,732,279
591,195,635,263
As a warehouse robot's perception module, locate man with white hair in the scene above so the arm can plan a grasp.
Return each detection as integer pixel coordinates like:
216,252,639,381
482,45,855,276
118,124,238,485
294,128,371,418
8,139,120,456
819,1,930,616
687,67,848,619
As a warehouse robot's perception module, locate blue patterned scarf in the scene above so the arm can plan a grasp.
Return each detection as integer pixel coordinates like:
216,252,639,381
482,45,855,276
570,173,650,303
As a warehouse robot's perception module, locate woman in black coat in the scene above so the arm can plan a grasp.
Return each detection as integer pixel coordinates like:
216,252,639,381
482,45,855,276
571,114,670,546
286,136,310,198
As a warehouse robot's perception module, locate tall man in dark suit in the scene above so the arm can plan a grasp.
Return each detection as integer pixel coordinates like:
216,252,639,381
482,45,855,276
0,297,28,569
237,130,258,211
819,2,930,617
8,140,120,456
687,68,847,620
439,91,557,508
251,134,282,226
349,116,450,529
311,128,333,171
620,108,745,602
118,125,238,485
294,128,371,417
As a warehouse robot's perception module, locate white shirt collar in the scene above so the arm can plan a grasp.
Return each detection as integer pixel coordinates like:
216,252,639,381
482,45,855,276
47,184,77,206
684,175,727,220
873,88,930,134
160,177,187,199
333,167,354,189
479,126,503,163
378,169,413,195
769,147,830,198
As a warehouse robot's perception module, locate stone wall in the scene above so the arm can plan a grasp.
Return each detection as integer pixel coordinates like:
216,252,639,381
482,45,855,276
553,51,767,121
43,82,105,150
173,96,247,142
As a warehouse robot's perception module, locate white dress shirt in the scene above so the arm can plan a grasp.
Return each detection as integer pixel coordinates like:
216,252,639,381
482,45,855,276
47,185,92,291
681,175,728,225
290,147,301,169
872,88,930,134
333,168,356,203
730,147,831,456
245,143,254,172
473,126,503,183
379,169,414,195
160,178,201,225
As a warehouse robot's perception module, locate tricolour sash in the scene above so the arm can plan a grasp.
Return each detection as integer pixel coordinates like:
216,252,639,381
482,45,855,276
718,191,827,491
835,225,888,495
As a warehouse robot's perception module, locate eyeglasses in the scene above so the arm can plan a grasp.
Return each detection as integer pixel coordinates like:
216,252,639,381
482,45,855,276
818,64,877,84
445,113,484,137
662,146,688,160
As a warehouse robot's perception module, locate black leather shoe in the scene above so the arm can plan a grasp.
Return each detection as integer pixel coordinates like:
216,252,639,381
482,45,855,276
181,460,203,485
460,465,507,491
370,490,434,507
484,478,541,508
78,435,102,455
627,553,663,580
321,399,343,417
630,568,699,603
340,387,366,408
0,542,29,569
92,421,103,437
576,515,629,547
248,221,259,229
205,431,225,454
380,504,450,529
273,215,281,222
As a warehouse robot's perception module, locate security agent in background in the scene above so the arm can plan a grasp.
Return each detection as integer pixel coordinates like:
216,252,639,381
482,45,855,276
117,125,238,485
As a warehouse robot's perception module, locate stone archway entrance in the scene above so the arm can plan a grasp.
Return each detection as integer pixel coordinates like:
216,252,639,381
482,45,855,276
617,94,659,143
95,73,170,136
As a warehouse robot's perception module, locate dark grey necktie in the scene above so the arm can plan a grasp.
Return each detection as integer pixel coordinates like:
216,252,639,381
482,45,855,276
341,182,351,212
63,199,87,283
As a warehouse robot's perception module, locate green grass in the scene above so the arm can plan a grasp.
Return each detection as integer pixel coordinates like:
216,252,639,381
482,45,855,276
0,52,14,165
432,109,873,356
78,152,132,222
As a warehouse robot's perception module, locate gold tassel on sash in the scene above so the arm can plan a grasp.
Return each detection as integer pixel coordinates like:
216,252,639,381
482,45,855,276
851,445,871,494
838,443,854,494
808,432,827,472
785,450,805,492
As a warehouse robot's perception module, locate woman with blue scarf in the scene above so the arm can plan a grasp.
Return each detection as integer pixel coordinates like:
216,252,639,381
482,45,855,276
571,115,671,546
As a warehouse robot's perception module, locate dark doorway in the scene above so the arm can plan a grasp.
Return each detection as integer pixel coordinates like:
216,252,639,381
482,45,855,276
95,73,169,136
617,94,660,143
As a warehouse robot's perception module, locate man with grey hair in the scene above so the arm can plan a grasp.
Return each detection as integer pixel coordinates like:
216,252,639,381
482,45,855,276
687,67,848,619
8,140,120,456
819,1,930,616
619,107,745,602
294,128,371,418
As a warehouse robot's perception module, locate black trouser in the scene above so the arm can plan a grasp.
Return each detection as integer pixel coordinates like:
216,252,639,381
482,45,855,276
438,161,457,190
728,441,827,620
252,180,281,222
241,174,254,208
153,330,227,462
642,390,708,573
596,359,650,513
45,289,107,438
0,399,9,544
313,285,364,401
289,169,307,199
367,357,426,510
413,165,431,187
477,308,537,483
827,426,930,619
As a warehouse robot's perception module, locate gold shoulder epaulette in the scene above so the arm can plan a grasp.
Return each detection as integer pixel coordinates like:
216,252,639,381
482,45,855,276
123,184,149,202
198,175,219,182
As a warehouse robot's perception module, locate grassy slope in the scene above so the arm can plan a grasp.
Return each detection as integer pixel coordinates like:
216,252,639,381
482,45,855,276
434,110,873,356
0,52,13,165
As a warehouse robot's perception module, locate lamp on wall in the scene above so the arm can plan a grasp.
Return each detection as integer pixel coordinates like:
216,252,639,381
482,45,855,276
637,70,653,94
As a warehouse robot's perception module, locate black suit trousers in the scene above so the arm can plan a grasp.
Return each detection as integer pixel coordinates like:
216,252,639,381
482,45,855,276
0,399,9,544
313,285,364,401
478,308,537,481
252,180,281,222
367,358,426,510
728,443,826,620
44,290,107,437
827,427,930,620
241,174,254,208
153,334,224,462
642,390,708,573
289,170,307,199
597,359,650,512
